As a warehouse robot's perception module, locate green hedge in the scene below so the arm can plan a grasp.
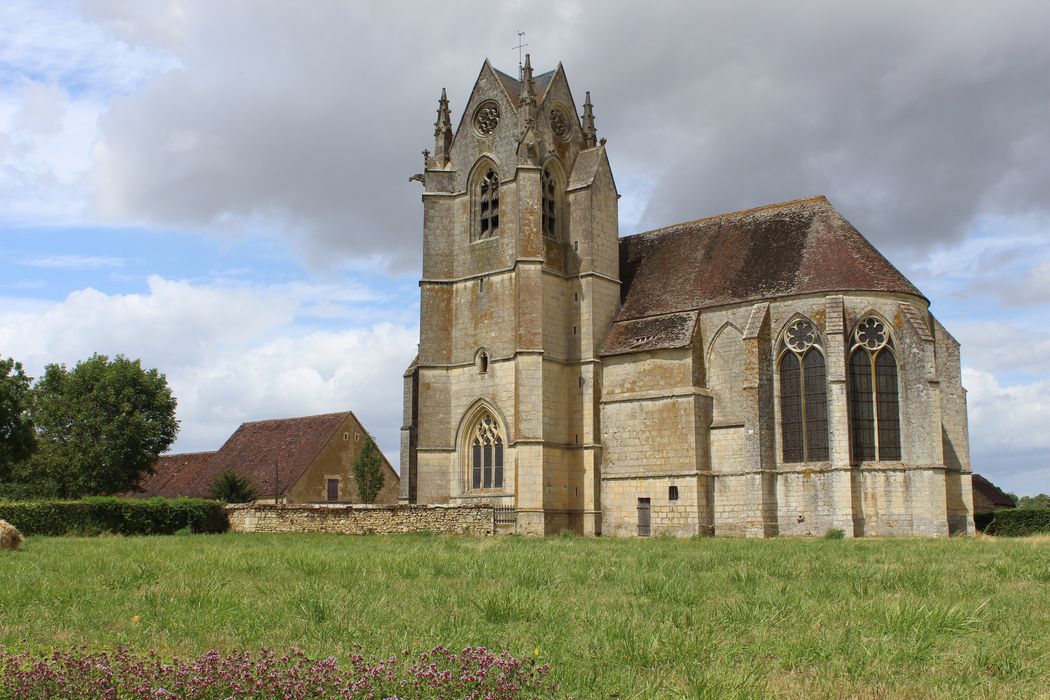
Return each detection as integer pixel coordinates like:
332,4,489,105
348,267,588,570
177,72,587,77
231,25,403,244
0,497,228,536
981,508,1050,537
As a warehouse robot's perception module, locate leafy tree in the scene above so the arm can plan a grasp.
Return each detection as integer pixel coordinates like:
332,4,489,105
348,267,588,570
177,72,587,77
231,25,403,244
209,469,258,503
1017,494,1050,509
0,357,35,482
352,434,385,504
17,354,178,498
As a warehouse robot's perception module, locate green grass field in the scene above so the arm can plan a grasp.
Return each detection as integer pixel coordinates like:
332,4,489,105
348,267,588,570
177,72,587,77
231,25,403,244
2,533,1048,698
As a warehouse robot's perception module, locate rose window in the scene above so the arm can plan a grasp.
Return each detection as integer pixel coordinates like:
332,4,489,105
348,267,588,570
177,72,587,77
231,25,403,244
550,108,571,140
474,102,500,135
785,319,816,353
855,318,887,350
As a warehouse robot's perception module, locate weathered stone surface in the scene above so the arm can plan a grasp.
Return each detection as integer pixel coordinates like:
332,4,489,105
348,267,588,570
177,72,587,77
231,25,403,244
402,57,974,539
227,503,494,536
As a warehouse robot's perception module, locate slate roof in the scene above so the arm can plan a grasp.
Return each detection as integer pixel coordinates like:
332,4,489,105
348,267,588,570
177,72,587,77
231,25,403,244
972,474,1015,508
603,196,923,355
492,67,555,106
132,451,215,498
181,412,351,499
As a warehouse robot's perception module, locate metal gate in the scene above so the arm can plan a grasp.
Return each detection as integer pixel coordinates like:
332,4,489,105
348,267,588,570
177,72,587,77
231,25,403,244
637,498,651,537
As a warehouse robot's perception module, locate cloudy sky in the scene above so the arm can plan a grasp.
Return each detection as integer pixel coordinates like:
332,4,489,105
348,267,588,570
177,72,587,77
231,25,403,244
1,0,1048,495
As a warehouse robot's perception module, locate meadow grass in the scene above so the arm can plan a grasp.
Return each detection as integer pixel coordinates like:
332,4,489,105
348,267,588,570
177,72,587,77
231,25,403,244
2,533,1048,698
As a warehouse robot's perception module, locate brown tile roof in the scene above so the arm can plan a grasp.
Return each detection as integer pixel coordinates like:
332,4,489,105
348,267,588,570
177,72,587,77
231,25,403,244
615,196,924,324
182,412,350,499
131,451,215,498
972,474,1015,508
601,311,697,356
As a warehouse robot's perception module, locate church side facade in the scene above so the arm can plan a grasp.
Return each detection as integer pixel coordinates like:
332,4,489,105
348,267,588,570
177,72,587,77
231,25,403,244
400,57,975,538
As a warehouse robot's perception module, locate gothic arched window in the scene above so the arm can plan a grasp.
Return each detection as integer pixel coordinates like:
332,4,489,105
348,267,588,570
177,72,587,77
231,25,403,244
778,318,829,463
541,166,559,240
478,168,500,239
849,317,902,462
469,411,504,489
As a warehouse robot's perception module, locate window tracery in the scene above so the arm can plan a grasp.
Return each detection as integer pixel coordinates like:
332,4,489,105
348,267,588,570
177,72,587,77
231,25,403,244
778,318,828,463
469,411,504,490
477,168,500,239
542,166,559,240
849,317,901,462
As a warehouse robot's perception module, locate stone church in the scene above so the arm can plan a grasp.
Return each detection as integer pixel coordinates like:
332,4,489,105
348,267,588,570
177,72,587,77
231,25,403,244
398,56,975,538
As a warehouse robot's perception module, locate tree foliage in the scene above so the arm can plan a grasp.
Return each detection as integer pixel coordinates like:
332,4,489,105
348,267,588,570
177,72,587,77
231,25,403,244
16,354,178,498
0,357,35,482
1017,494,1050,509
209,470,258,503
352,434,385,504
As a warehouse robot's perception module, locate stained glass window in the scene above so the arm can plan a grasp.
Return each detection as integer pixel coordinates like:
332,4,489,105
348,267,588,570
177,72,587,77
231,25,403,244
779,319,828,463
849,317,901,462
780,352,803,462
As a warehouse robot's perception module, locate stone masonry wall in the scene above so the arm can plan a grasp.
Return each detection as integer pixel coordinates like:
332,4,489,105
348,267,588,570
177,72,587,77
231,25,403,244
227,503,494,536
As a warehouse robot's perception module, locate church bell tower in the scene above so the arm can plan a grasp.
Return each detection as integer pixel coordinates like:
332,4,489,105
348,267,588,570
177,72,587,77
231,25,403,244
400,56,620,535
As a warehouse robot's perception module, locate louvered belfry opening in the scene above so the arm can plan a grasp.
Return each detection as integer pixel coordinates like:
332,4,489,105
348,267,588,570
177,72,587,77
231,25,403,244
849,317,901,462
542,166,557,239
479,169,499,238
778,319,829,463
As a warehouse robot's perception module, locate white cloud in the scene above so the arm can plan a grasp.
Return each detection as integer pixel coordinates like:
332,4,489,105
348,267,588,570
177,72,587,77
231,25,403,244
0,276,418,465
954,321,1050,376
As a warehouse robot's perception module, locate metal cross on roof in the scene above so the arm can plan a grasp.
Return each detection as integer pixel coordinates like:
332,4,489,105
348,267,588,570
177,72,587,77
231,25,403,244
514,32,528,80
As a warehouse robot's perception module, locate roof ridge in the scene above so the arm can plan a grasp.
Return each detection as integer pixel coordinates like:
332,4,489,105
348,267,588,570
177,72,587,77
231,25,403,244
238,411,351,426
627,195,831,241
159,450,217,457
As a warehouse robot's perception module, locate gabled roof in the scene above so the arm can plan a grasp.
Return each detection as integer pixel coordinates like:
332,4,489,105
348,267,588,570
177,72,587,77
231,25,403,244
183,412,351,499
491,67,555,106
132,451,215,498
972,474,1015,508
616,196,923,323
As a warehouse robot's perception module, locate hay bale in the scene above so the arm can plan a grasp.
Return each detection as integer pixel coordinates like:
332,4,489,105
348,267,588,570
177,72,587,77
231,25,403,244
0,519,22,550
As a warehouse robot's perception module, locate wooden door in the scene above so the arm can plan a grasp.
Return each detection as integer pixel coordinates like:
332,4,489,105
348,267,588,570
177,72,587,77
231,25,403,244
637,498,651,537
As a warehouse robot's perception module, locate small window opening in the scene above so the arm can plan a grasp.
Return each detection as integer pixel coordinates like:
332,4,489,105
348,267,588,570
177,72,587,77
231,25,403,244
574,292,579,302
477,349,489,374
355,432,360,442
572,326,577,335
578,375,584,388
343,432,349,441
668,485,679,501
575,434,580,444
479,278,485,292
573,240,579,251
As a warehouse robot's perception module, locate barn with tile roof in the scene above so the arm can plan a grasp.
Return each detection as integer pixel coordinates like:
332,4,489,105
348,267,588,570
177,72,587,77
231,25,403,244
135,412,399,504
399,56,975,537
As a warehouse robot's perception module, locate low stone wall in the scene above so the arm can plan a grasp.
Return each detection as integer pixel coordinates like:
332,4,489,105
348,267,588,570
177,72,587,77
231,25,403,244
226,503,494,536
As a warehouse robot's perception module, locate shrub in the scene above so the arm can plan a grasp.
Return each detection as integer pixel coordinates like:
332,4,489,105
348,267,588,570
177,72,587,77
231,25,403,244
0,497,227,537
351,434,385,504
824,528,846,540
209,470,258,503
0,644,555,699
983,508,1050,537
